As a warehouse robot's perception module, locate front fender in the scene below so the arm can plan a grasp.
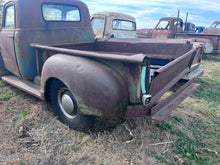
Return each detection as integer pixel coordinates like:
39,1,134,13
41,54,128,118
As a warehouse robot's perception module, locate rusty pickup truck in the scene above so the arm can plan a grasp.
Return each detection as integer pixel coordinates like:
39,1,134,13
0,0,204,130
138,17,220,54
91,12,137,39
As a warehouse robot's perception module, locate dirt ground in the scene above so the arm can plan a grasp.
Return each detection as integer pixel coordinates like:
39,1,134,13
0,82,186,165
0,56,220,165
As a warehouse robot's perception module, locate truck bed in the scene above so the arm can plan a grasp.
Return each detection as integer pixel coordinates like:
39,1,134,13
31,38,194,64
30,38,203,120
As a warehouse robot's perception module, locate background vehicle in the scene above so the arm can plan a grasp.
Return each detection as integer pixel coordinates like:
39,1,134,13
138,17,220,54
91,12,137,39
195,26,205,33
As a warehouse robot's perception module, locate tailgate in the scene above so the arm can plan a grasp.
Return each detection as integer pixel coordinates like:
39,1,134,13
148,45,203,120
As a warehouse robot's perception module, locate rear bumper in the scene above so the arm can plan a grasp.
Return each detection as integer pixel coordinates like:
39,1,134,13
125,67,204,121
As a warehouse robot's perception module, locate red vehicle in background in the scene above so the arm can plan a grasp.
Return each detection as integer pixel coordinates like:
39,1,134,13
138,17,220,54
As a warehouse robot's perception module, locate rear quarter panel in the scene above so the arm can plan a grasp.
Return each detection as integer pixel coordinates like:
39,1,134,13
41,54,130,118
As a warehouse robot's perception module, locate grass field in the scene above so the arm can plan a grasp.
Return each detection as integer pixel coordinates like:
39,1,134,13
0,55,219,165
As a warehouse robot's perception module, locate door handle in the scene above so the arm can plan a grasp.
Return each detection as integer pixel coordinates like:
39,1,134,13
8,35,14,38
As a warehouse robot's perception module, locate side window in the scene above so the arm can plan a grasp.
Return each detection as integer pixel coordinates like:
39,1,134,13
91,16,105,38
156,20,170,30
4,5,15,29
174,21,183,28
215,23,220,28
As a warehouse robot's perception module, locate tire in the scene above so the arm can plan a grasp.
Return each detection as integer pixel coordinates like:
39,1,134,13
50,80,95,130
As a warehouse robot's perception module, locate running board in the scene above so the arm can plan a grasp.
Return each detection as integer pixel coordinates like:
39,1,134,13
2,75,42,99
151,82,200,121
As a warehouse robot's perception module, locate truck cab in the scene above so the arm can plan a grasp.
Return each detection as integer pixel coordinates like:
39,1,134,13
142,18,195,39
138,17,184,39
0,0,94,81
91,12,137,39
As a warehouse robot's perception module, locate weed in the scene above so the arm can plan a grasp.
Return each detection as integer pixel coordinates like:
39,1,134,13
204,55,220,62
159,121,173,130
18,109,30,118
13,109,31,123
173,129,215,164
172,116,183,123
0,88,16,101
174,130,199,160
150,151,174,165
64,147,70,152
78,134,84,138
55,139,63,144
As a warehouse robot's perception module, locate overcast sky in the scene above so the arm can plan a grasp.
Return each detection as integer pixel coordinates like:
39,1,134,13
82,0,219,29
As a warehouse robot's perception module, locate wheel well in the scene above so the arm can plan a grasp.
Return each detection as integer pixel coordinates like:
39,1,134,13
44,78,63,103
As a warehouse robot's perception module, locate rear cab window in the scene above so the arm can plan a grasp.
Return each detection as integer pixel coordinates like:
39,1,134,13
42,4,80,21
112,19,136,31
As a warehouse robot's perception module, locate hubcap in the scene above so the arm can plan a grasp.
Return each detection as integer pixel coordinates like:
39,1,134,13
58,88,77,119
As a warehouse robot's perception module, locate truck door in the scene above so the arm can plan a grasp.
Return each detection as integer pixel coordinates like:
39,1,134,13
0,3,20,77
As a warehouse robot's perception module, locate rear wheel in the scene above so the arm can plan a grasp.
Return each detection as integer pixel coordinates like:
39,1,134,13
50,80,95,130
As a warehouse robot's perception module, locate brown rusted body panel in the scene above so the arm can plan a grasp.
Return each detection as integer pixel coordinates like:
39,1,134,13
41,54,129,118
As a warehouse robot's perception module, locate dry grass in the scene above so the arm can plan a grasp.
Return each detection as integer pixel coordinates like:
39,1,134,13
0,55,219,165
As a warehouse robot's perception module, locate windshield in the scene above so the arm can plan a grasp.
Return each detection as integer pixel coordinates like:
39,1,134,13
211,23,220,28
156,20,170,30
91,16,105,38
112,19,136,31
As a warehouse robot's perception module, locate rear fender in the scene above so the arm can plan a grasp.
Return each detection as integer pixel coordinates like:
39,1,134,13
40,54,128,118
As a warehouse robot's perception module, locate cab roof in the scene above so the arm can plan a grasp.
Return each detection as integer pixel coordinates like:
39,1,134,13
92,11,136,22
